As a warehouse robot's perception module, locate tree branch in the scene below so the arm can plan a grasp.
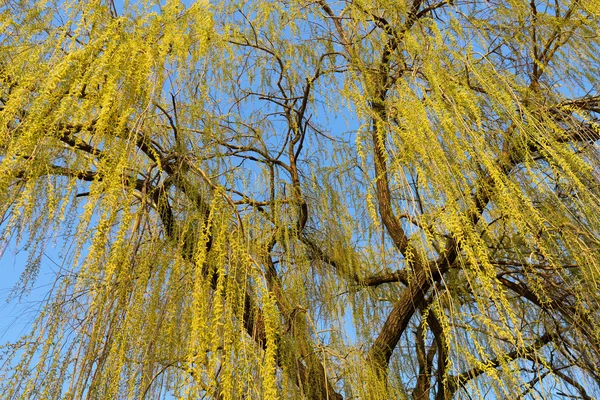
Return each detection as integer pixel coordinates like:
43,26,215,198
447,331,555,396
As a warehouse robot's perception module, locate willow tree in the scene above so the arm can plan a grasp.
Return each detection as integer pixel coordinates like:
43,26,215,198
1,0,600,398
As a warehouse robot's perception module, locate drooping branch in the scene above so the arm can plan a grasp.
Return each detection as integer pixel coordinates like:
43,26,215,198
367,124,524,374
447,331,555,397
413,304,449,400
497,274,600,357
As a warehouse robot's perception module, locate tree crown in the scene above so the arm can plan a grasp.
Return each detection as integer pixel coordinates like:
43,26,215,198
1,0,600,398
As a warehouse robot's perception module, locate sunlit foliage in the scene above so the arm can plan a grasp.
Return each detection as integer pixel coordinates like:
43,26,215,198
1,0,600,398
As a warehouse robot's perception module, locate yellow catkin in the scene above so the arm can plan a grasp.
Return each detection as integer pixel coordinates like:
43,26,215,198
2,1,600,399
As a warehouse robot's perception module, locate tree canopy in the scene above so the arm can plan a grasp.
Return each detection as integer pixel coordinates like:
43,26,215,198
1,0,600,398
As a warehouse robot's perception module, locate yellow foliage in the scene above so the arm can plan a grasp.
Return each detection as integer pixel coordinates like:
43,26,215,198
1,0,600,399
